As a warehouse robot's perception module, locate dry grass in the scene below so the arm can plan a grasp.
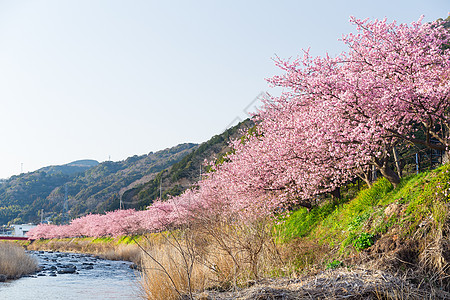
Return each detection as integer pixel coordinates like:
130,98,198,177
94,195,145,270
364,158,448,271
138,218,285,300
137,211,450,300
139,239,212,300
0,242,38,279
139,234,450,300
100,243,142,262
278,238,331,276
363,197,450,292
27,237,142,264
201,268,450,300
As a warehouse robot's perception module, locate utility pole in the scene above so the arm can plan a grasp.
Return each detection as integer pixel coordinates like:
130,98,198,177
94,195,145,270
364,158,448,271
415,153,420,174
64,184,69,224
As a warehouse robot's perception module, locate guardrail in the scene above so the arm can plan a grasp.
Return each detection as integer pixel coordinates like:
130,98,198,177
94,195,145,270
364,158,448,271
0,236,29,241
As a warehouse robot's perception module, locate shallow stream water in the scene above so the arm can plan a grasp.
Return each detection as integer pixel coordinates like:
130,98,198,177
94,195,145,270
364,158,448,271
0,251,140,300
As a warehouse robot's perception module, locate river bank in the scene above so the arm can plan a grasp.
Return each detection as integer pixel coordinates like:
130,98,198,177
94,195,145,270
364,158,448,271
196,268,450,300
21,165,450,299
26,235,143,264
22,233,450,299
0,242,38,281
0,250,138,299
6,239,448,300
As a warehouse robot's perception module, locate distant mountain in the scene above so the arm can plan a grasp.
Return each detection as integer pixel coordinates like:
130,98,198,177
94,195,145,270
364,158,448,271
39,160,100,175
0,119,254,225
0,143,197,225
0,171,72,225
65,143,198,218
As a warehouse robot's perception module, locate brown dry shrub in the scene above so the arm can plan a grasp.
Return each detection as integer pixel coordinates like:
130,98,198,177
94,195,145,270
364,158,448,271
192,218,284,287
139,236,211,300
0,242,38,279
28,238,143,264
139,217,285,299
100,244,141,262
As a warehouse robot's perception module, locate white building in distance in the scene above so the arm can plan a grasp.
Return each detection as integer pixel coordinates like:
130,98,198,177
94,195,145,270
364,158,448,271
11,224,36,237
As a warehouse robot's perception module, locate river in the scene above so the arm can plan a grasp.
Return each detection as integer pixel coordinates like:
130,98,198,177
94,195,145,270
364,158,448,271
0,250,140,300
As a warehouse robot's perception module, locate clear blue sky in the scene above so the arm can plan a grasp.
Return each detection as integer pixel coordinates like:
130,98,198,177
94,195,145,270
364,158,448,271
0,0,447,179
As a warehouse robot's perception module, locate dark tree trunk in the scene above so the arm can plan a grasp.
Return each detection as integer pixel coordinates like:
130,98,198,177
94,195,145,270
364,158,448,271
289,199,312,211
372,153,401,189
330,187,341,200
379,165,400,188
371,165,377,181
297,201,312,210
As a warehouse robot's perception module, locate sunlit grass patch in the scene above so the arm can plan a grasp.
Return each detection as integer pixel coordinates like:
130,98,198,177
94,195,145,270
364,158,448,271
276,163,450,265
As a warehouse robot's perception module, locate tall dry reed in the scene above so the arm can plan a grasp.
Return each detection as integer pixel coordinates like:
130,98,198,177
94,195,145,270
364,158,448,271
0,242,38,279
28,238,142,264
139,238,212,300
138,218,283,299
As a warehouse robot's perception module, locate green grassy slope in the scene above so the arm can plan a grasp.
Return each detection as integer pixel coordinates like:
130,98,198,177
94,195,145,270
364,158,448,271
276,163,450,276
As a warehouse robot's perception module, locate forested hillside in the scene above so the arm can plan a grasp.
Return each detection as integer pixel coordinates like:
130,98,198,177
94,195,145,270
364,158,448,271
0,119,253,225
121,119,254,209
0,143,197,224
38,160,100,175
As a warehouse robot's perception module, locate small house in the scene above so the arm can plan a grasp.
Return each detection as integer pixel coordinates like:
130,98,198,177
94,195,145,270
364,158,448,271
12,224,36,237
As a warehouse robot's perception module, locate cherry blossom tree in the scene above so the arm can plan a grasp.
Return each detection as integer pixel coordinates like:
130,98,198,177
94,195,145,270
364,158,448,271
267,16,450,187
341,17,450,158
27,17,450,240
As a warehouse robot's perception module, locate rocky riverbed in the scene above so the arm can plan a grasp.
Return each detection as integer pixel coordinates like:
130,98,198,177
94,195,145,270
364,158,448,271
0,250,139,299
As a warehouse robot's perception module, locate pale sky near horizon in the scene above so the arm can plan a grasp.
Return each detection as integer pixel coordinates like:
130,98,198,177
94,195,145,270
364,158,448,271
0,0,447,179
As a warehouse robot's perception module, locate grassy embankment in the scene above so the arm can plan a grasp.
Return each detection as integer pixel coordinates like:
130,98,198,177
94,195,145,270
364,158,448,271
144,163,450,299
29,164,450,299
136,163,450,299
0,242,38,280
277,163,450,275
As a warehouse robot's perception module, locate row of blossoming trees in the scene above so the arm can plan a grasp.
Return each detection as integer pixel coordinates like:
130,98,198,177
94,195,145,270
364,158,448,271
28,17,450,240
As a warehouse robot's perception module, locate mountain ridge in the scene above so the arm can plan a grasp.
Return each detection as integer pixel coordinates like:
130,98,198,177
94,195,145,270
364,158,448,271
0,143,198,224
38,159,100,176
0,119,253,225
